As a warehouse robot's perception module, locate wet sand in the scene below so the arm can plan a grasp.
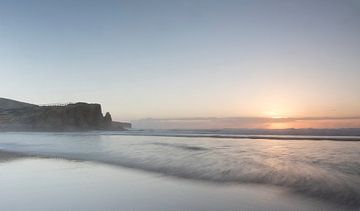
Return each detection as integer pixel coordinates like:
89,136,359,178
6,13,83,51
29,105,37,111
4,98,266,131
0,150,354,211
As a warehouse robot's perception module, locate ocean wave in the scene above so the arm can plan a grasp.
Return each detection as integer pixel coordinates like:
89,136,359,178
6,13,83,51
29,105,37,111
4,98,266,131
6,149,358,208
150,142,209,151
0,132,359,208
82,154,360,208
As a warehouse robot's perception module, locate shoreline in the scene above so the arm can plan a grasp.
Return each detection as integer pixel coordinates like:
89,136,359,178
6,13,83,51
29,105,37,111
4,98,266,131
0,152,352,211
2,131,360,141
0,149,358,210
0,131,359,210
0,150,31,162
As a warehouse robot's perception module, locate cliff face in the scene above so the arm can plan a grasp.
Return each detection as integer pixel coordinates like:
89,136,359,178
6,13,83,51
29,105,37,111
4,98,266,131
31,103,108,130
0,99,130,131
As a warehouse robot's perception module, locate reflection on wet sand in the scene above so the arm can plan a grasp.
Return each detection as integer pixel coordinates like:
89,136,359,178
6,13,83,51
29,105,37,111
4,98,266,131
0,155,351,211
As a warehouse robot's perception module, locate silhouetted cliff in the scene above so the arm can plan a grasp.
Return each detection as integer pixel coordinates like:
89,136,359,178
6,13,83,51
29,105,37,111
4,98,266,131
0,98,131,131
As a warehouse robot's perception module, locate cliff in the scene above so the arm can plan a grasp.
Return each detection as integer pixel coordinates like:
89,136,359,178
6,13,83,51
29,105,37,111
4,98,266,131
0,98,131,131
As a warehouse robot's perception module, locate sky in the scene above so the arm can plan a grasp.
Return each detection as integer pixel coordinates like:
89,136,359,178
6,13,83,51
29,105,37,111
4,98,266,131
0,0,360,128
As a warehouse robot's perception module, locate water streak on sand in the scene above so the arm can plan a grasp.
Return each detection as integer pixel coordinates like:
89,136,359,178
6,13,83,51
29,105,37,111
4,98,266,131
0,132,359,208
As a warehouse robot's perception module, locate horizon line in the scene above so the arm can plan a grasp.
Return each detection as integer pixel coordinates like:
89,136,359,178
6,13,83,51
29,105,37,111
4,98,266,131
137,116,360,121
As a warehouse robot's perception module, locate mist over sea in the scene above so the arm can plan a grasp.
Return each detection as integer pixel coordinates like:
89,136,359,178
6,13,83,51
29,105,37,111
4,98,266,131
0,131,359,209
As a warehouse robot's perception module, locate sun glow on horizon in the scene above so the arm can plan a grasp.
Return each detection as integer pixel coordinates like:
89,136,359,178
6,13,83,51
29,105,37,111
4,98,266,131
264,110,288,119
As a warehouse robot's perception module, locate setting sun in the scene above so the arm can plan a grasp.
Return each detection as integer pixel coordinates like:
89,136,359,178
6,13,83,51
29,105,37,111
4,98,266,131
264,110,288,119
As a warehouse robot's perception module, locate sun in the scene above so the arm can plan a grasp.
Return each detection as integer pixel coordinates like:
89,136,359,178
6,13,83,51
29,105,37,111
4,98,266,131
264,110,287,119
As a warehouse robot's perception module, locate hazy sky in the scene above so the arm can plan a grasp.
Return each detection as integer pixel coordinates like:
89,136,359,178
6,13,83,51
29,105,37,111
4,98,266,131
1,0,360,123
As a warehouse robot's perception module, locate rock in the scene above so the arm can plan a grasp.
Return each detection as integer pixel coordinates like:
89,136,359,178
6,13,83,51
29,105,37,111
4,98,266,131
111,121,132,130
103,112,112,129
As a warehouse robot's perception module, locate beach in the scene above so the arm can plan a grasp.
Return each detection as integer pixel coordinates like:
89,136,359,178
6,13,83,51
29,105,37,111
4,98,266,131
0,132,359,210
0,150,353,211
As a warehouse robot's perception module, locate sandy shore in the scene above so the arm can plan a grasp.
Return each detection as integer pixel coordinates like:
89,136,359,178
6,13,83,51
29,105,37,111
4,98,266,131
0,150,354,211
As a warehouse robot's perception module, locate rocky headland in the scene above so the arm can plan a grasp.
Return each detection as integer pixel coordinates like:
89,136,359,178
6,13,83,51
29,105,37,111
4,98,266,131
0,98,131,131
